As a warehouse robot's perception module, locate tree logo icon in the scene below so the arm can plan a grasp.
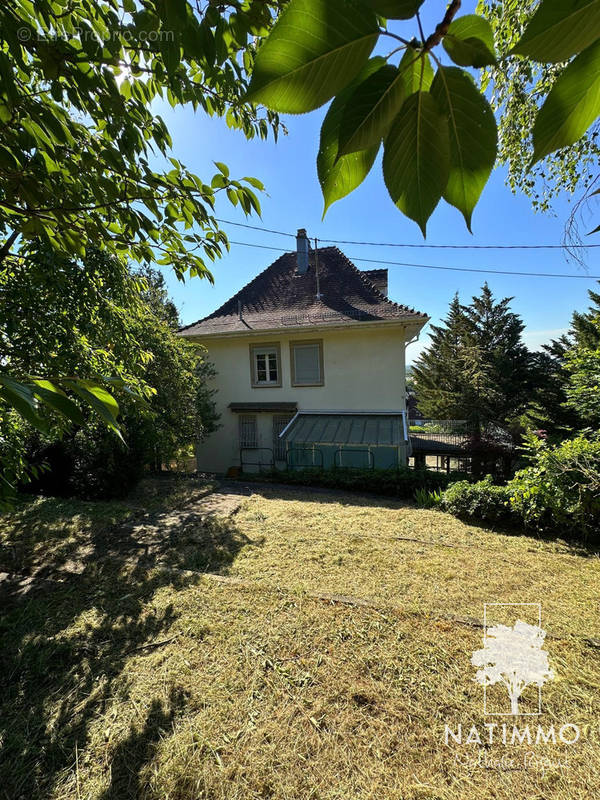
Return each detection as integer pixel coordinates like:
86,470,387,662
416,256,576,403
472,604,554,715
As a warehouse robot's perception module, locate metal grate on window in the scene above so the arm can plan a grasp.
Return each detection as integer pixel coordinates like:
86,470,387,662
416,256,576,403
239,415,258,449
273,415,293,460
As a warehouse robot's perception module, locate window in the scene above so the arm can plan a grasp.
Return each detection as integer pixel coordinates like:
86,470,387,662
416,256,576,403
290,340,324,386
273,414,294,460
239,415,257,449
250,343,281,387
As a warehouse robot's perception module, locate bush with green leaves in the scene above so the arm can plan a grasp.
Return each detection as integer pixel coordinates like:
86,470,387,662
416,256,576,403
414,487,443,509
508,434,600,538
241,467,467,499
440,434,600,538
441,476,513,524
1,247,218,500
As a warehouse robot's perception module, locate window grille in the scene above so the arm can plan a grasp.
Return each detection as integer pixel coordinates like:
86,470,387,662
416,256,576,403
239,415,257,448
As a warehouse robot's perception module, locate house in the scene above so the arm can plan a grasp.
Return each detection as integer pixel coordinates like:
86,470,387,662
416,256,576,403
179,229,429,474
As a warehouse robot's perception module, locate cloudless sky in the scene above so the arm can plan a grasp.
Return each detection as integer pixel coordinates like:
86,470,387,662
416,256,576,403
155,0,599,363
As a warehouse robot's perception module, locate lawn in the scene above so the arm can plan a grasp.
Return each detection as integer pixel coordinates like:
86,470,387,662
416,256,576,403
1,479,599,799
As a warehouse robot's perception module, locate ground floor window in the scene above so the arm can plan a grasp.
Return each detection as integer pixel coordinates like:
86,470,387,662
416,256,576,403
239,415,258,449
273,414,294,460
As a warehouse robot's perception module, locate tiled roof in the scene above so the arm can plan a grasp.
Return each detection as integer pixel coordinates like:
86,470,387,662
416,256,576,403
179,246,427,337
359,268,388,297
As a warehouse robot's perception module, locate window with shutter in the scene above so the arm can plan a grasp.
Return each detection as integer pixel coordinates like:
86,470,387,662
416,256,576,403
290,340,324,386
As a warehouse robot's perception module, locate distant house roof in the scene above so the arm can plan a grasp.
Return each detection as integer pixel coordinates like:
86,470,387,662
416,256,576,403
179,246,427,337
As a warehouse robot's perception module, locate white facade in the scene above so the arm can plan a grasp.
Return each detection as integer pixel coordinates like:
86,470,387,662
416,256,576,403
192,321,415,474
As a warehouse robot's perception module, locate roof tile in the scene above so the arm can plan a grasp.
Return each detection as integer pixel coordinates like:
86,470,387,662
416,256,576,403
179,246,427,337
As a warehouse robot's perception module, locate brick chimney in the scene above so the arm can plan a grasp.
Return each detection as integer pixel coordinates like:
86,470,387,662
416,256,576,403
296,228,309,274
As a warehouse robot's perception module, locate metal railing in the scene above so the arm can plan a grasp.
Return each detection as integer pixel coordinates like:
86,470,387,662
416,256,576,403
240,447,274,472
333,448,374,470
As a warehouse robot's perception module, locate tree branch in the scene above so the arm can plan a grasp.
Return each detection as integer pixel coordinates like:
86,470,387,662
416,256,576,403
423,0,461,52
0,230,19,266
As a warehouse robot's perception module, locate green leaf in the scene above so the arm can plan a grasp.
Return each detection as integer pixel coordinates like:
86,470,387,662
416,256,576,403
64,380,123,441
442,15,497,68
32,380,85,425
338,64,405,154
245,0,379,113
396,46,434,96
532,40,600,163
103,377,152,408
214,161,229,177
317,57,384,216
512,0,600,63
382,91,449,237
364,0,424,19
431,66,497,231
338,49,432,155
0,376,47,431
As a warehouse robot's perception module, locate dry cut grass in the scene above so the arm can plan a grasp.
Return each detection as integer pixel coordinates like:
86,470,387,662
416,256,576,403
1,481,599,800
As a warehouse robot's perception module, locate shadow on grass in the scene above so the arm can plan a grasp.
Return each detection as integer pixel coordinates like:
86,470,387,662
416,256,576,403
0,486,257,799
99,687,189,800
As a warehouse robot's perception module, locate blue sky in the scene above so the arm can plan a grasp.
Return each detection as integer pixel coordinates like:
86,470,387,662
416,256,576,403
156,1,599,363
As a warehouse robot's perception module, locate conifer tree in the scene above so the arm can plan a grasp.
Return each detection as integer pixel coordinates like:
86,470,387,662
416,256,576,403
411,294,471,420
412,285,534,429
533,283,600,433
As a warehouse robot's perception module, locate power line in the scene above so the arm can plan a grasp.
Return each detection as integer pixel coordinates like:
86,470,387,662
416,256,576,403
217,217,600,250
227,239,600,279
217,218,295,239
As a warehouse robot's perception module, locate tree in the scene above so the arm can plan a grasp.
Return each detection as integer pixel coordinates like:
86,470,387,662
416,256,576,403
477,0,600,216
463,283,533,425
472,620,554,715
412,285,534,429
0,247,217,501
411,294,471,419
246,0,600,235
0,0,283,440
532,283,600,433
564,329,600,430
0,1,281,276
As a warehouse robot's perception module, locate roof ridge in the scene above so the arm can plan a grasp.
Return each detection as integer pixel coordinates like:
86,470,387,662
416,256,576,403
330,247,426,318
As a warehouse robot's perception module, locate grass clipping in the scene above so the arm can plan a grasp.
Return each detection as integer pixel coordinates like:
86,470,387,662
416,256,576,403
1,480,599,799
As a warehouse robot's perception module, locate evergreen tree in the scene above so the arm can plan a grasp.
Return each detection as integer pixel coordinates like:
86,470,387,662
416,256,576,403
463,284,533,428
563,285,600,430
533,283,600,433
411,294,471,420
413,285,534,429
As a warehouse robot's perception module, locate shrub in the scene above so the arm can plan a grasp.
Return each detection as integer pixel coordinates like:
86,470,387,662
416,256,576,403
240,467,467,499
439,434,600,539
414,487,443,508
441,476,513,524
508,434,600,538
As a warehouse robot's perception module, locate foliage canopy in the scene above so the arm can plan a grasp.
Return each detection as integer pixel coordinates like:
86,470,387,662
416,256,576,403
246,0,600,234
